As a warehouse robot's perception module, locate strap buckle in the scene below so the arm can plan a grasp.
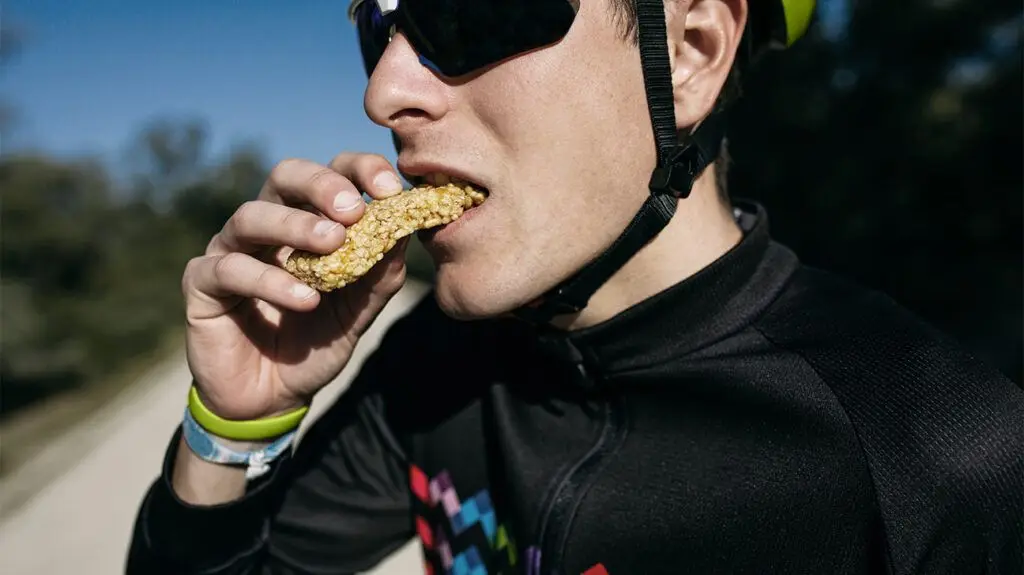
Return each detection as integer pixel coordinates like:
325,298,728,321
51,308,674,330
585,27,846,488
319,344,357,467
648,143,705,199
514,286,587,324
540,286,587,315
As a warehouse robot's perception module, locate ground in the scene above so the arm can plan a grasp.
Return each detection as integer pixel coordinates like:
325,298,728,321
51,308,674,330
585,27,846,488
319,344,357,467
0,280,431,575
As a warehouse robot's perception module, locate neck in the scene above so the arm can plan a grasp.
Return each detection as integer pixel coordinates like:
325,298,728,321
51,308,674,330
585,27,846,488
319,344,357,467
552,172,742,331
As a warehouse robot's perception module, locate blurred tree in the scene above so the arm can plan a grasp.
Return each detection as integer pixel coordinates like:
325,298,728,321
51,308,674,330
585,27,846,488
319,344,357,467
0,17,26,136
171,143,266,237
0,123,274,418
729,0,1022,383
124,117,212,206
0,20,22,62
1,154,114,410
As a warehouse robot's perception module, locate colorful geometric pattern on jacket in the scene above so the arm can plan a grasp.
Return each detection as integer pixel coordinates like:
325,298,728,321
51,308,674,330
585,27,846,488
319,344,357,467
410,464,517,575
409,465,609,575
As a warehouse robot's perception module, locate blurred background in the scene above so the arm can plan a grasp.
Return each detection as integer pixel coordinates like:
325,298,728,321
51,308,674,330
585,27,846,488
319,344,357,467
0,0,1020,572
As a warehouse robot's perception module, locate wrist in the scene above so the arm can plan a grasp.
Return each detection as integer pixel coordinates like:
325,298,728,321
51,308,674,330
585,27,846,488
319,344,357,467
187,386,309,441
192,384,306,421
211,436,274,452
181,406,295,480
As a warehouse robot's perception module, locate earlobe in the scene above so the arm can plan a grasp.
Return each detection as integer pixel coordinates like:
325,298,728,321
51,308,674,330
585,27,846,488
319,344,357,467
665,0,747,130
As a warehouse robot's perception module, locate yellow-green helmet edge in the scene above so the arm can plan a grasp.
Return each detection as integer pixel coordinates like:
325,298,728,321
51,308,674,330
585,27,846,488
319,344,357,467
781,0,816,46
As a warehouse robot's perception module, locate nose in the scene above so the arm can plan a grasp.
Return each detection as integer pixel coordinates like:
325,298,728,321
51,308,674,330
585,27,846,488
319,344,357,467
364,33,450,134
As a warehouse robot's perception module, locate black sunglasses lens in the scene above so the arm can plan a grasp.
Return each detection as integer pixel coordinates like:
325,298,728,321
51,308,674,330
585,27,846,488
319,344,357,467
355,0,576,78
418,54,443,75
354,0,391,73
403,0,576,76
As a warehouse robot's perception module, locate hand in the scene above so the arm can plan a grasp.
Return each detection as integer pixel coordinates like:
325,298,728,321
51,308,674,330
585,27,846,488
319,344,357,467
181,153,409,420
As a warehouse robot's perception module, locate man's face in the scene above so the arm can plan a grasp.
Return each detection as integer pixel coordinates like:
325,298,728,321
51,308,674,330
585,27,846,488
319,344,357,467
364,0,657,319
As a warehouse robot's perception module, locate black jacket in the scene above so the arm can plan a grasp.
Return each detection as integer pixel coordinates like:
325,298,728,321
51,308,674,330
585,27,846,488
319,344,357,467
127,202,1024,575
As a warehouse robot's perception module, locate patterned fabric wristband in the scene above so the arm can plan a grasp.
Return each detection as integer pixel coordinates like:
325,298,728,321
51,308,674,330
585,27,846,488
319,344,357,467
181,406,296,480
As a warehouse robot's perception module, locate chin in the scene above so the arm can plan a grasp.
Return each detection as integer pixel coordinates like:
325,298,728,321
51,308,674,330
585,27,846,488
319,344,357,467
430,265,531,322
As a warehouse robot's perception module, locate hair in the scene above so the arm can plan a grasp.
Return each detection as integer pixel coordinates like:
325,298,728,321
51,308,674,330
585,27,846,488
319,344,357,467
609,0,742,207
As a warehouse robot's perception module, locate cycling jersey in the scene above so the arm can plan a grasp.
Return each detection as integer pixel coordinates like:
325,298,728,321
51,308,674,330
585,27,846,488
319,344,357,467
126,201,1024,575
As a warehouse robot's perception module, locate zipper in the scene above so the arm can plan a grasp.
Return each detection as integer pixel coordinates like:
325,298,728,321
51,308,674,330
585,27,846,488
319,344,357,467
534,393,628,574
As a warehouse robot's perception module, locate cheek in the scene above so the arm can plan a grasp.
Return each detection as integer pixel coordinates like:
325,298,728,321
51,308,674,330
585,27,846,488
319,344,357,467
452,9,659,308
470,38,655,241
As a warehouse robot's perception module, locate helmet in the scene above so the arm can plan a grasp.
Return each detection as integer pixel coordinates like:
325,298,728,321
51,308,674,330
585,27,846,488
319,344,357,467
744,0,817,67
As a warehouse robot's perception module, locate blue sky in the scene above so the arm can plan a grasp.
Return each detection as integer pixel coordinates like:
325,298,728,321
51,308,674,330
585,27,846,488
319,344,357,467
2,0,395,171
3,0,849,176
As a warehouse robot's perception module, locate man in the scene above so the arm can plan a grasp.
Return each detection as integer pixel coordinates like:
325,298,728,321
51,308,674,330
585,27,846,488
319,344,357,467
126,0,1023,573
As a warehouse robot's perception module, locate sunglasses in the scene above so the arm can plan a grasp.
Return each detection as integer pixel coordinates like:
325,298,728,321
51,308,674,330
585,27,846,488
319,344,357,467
352,0,578,78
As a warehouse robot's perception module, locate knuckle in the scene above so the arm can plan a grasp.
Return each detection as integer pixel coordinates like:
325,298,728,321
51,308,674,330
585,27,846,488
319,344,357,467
331,151,388,175
204,233,221,255
269,158,302,187
228,200,263,235
226,201,249,231
279,208,310,236
183,255,200,276
307,166,343,194
253,264,275,290
234,199,259,223
182,257,200,292
328,151,353,171
214,253,244,282
183,255,217,299
354,153,388,174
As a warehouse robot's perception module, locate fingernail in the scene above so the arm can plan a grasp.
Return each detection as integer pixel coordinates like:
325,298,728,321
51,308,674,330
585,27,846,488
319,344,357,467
373,172,403,195
334,191,362,212
314,220,340,236
291,283,316,299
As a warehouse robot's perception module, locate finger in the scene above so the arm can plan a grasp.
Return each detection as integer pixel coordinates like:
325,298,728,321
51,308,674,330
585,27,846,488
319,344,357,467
295,202,324,216
206,201,347,256
260,245,295,268
184,252,321,321
262,158,367,226
329,152,404,201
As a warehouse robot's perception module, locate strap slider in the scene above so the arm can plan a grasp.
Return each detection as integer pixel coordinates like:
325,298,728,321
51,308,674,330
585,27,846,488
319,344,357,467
648,144,705,198
542,286,587,316
513,286,587,325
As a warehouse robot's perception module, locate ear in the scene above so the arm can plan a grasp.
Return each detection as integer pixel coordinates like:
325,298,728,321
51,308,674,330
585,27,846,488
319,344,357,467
665,0,747,130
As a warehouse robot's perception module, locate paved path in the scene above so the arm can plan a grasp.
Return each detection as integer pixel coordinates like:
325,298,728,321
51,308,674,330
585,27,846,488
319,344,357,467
0,281,431,575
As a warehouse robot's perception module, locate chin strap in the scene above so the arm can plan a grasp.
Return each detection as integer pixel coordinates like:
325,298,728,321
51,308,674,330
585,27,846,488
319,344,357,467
512,0,728,325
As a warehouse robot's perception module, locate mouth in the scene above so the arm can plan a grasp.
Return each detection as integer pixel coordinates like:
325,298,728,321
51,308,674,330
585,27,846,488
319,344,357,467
403,170,490,199
398,171,490,244
396,160,494,243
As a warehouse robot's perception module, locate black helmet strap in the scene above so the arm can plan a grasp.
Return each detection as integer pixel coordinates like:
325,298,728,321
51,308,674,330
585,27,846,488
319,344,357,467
512,0,727,325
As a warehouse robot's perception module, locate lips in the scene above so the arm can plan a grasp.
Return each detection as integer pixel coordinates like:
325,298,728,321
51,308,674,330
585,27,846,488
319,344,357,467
398,164,492,249
399,166,491,198
392,172,487,247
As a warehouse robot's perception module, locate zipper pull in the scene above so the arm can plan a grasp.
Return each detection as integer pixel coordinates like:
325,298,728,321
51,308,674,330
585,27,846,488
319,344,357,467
535,332,597,391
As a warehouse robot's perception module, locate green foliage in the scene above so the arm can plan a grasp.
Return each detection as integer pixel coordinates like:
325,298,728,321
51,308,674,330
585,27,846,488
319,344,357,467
0,123,227,415
0,120,437,419
2,155,115,401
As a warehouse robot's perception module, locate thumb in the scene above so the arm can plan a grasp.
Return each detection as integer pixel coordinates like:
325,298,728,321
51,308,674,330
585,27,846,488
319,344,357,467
382,236,410,275
323,236,411,339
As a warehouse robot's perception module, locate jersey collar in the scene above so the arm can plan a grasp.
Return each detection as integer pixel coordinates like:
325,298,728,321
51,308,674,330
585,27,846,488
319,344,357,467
534,201,800,380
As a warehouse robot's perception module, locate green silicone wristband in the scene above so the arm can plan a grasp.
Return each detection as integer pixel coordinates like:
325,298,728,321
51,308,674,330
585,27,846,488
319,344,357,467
187,386,309,441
